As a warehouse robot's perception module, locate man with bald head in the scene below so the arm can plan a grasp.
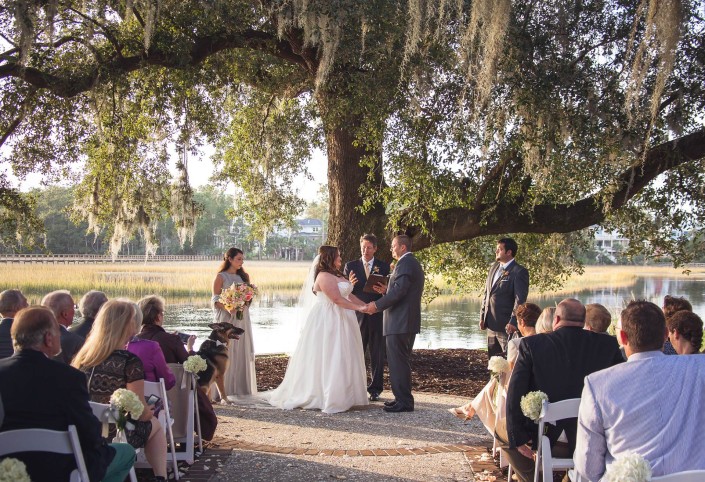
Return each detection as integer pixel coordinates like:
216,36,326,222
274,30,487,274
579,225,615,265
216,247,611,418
503,298,624,482
0,289,28,359
41,290,84,364
0,306,135,482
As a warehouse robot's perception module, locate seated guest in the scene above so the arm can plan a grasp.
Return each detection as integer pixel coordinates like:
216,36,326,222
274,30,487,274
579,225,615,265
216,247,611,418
504,298,624,482
69,290,108,339
72,300,168,482
136,295,195,360
667,310,703,355
449,303,543,425
0,306,134,482
584,303,612,334
0,289,28,359
574,300,705,480
41,290,84,364
136,295,217,441
126,336,176,390
662,295,692,355
534,306,555,335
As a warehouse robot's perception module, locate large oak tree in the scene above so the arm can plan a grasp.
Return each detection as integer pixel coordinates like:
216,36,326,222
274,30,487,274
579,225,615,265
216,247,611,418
1,0,704,290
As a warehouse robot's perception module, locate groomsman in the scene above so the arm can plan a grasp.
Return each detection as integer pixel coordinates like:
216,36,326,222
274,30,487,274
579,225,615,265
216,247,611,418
344,234,391,402
365,235,425,413
479,237,529,357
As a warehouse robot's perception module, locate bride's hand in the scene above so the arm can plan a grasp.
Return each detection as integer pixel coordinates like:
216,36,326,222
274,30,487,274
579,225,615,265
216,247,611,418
356,304,367,313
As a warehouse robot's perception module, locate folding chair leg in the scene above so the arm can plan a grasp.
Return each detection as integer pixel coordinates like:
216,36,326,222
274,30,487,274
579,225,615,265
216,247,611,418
129,467,137,482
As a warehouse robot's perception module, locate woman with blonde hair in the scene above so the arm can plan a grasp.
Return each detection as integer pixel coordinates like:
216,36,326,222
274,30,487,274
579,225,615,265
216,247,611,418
72,299,168,482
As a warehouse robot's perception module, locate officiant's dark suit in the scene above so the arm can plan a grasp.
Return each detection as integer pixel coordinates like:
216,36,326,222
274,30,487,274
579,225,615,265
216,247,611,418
480,238,529,357
373,235,425,412
503,298,623,482
344,237,391,400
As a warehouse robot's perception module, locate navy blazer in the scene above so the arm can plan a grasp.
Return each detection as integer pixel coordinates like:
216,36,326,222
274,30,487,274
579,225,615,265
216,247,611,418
343,257,391,304
0,350,115,481
506,327,624,452
375,253,425,336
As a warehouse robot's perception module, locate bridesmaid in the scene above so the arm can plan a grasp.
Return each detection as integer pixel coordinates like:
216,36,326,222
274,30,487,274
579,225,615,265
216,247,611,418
211,247,257,402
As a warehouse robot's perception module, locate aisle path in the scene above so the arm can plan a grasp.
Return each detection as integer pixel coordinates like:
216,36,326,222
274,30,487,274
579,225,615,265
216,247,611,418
179,392,506,482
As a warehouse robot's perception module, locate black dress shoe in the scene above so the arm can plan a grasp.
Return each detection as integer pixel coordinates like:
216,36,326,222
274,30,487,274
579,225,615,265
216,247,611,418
383,399,397,407
383,403,414,413
369,393,381,402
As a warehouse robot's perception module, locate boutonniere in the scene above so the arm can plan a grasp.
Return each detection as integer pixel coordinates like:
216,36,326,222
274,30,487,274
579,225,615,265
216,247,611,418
372,266,380,274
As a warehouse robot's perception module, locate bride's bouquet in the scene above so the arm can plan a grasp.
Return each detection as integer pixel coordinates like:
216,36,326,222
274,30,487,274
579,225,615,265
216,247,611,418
219,282,259,320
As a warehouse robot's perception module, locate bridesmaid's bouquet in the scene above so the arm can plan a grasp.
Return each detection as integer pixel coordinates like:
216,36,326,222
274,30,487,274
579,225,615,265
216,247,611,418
219,282,259,320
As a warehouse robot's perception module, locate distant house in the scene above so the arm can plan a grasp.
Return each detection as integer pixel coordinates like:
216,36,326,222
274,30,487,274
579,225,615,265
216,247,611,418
594,228,629,262
276,218,325,260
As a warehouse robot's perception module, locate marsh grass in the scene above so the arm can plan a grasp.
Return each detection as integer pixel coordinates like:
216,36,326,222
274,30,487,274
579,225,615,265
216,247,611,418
2,261,703,305
1,260,311,304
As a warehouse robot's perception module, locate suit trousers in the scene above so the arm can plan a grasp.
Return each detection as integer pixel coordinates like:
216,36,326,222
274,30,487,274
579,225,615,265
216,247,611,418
385,333,416,408
501,442,571,482
360,314,385,394
487,329,508,358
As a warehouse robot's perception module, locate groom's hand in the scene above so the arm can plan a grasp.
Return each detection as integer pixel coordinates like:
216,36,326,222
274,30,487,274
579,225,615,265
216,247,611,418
365,302,378,314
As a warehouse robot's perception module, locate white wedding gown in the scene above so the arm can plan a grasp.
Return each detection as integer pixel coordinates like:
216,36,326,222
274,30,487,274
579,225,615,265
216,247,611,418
262,280,369,413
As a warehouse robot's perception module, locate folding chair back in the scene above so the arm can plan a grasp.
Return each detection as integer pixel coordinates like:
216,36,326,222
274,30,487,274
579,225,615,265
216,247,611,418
0,425,90,482
138,379,180,479
167,363,202,464
89,401,138,482
534,398,581,482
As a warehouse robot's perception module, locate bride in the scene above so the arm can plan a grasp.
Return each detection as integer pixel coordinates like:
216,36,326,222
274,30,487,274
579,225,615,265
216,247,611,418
262,245,370,413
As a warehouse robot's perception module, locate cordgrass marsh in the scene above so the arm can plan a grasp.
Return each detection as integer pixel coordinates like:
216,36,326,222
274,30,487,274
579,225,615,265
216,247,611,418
2,261,703,305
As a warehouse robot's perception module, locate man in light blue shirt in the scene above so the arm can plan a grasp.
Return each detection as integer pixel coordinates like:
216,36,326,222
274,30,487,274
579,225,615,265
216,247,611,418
574,300,705,481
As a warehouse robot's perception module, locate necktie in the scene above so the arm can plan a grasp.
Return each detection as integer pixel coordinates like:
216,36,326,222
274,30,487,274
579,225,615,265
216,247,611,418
364,261,371,277
492,264,503,286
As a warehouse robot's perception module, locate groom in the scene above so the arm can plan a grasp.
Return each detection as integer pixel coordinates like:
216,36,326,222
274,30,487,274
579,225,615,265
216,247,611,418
364,235,425,413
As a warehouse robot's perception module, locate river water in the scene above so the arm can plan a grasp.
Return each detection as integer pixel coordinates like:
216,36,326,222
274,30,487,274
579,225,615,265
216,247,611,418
162,275,705,354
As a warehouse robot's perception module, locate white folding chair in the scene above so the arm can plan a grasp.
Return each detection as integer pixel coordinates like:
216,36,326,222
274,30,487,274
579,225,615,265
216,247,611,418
138,378,179,479
89,401,138,482
534,398,581,482
167,363,203,465
0,425,89,482
652,470,705,481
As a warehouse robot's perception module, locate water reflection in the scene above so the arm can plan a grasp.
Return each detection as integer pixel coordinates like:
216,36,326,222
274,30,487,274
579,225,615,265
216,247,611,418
162,276,705,354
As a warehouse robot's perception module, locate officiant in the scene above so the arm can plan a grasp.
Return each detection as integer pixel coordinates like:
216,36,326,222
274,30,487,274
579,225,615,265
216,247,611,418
344,233,391,402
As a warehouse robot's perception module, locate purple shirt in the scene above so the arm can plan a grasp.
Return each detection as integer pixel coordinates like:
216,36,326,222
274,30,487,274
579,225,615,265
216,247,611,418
126,338,175,390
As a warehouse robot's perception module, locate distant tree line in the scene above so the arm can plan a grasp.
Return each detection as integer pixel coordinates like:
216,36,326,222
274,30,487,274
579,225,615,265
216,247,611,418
0,185,328,258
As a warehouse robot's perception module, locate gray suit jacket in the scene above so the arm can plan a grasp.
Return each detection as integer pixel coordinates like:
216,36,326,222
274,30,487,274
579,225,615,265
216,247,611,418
480,259,529,332
375,253,425,336
53,326,84,364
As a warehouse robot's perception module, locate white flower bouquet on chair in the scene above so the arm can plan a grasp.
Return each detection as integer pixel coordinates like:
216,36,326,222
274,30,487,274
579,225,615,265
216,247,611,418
0,458,31,482
109,388,144,442
604,453,652,482
520,390,548,422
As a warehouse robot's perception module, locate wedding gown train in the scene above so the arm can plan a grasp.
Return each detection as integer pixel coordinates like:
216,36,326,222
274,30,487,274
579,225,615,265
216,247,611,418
261,280,369,413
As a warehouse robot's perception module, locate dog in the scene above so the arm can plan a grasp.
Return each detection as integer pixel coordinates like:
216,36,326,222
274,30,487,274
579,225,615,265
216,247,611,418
196,322,245,401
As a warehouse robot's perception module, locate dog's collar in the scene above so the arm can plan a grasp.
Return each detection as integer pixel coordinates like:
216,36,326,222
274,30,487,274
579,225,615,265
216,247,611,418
213,339,227,347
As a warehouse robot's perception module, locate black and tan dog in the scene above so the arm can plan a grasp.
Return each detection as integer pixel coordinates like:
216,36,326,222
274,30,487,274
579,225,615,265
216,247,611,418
196,322,245,400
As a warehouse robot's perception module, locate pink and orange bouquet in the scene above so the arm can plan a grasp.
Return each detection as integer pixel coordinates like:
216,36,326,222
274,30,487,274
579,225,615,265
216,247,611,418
219,282,258,320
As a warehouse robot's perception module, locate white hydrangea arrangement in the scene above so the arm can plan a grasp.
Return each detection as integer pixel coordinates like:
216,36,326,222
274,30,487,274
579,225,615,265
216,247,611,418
487,356,510,380
0,458,31,482
109,388,144,430
604,453,652,482
520,390,548,422
183,355,207,374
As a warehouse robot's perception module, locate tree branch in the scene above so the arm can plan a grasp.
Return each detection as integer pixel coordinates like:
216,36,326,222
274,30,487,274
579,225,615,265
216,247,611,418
410,128,705,250
0,28,311,98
